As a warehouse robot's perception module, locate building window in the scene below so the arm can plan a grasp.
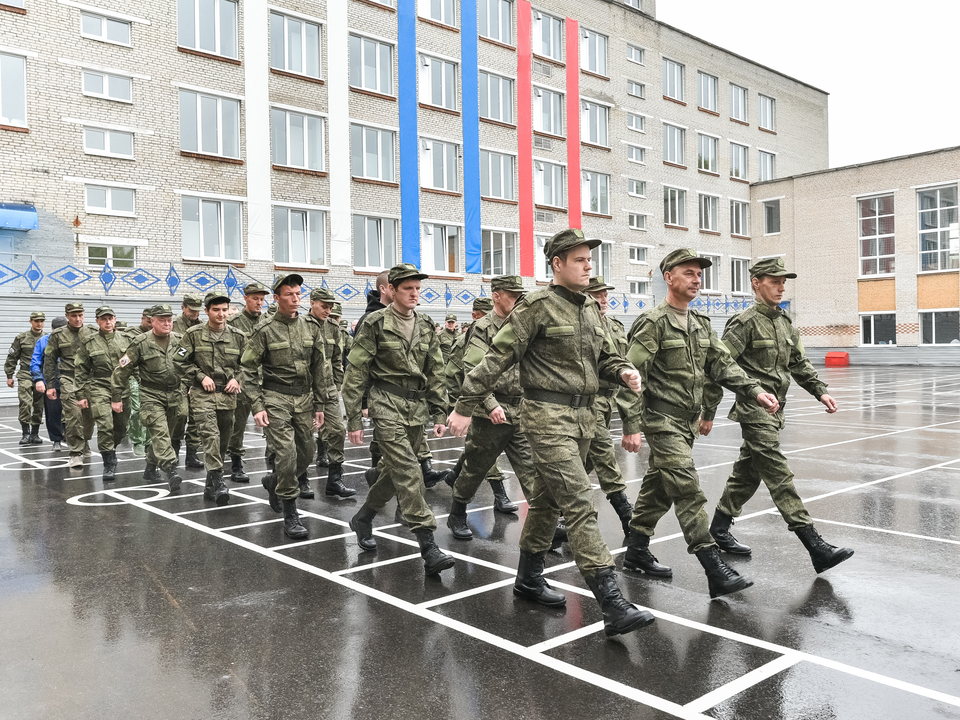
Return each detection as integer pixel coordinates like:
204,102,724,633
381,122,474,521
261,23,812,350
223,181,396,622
81,12,131,45
581,101,608,146
627,112,644,132
627,80,645,99
353,215,397,269
418,0,455,26
582,171,610,215
730,200,749,236
627,178,645,197
419,55,457,110
481,229,516,275
627,144,645,164
350,124,395,182
700,253,720,292
731,257,748,294
274,207,325,266
759,94,776,130
479,71,513,123
580,28,607,76
4,0,25,6
532,11,562,61
479,0,512,45
182,196,242,261
859,194,895,276
730,142,748,180
349,35,393,96
698,71,717,111
0,53,27,127
535,161,564,207
628,246,647,263
424,223,460,274
764,199,781,234
627,44,644,65
420,138,459,192
920,311,959,345
664,186,685,227
270,12,321,79
663,123,684,165
759,151,776,181
85,185,135,217
918,185,959,272
663,58,684,101
271,109,324,171
730,84,747,122
698,134,718,173
179,90,240,158
629,278,649,295
480,150,515,200
83,127,134,159
533,86,563,135
87,244,135,269
628,213,646,230
591,242,611,278
535,235,553,281
862,313,897,346
82,70,132,103
699,194,719,232
177,0,238,59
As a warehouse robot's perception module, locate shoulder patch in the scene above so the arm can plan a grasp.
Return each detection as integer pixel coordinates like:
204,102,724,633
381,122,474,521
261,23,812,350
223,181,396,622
176,347,188,357
7,347,15,355
119,355,131,367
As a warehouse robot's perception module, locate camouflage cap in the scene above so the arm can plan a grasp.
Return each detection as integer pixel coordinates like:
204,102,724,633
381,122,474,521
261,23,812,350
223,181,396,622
29,311,45,321
543,228,601,259
473,297,494,313
490,275,524,293
182,294,203,310
115,320,127,329
272,273,304,292
243,282,269,296
388,263,429,285
142,306,155,318
309,286,336,302
584,276,615,293
65,302,84,313
330,302,343,317
659,248,713,275
750,257,797,279
203,291,230,308
94,305,115,318
445,314,457,322
150,303,175,317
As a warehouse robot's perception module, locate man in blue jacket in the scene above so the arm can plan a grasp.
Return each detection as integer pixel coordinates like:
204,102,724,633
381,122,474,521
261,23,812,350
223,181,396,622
31,316,66,450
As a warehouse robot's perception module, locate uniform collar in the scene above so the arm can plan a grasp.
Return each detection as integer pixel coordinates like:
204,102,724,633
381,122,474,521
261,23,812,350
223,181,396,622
549,283,586,306
243,309,260,321
755,302,781,318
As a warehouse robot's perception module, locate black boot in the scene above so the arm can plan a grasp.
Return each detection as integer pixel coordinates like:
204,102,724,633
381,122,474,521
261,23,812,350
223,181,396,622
316,445,330,468
162,462,182,494
446,499,473,540
261,472,282,513
230,454,249,483
143,463,159,482
796,524,854,574
185,445,204,469
696,546,754,599
414,528,455,576
420,459,451,489
349,505,378,550
445,455,463,488
514,550,566,607
710,509,752,555
623,532,673,577
364,466,379,487
298,472,315,499
204,469,230,506
102,451,117,482
28,425,42,445
607,491,633,538
282,498,308,539
586,569,655,636
325,463,357,498
171,440,181,467
18,424,30,445
550,517,567,550
489,478,518,513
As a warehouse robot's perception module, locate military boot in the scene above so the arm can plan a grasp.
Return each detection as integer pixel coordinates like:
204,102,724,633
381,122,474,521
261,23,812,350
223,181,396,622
623,532,672,577
710,509,752,555
261,472,282,512
143,462,159,482
444,455,463,488
550,517,568,550
101,451,117,482
204,470,230,506
325,463,356,498
28,425,42,445
349,505,378,550
586,569,655,636
795,524,854,574
316,443,330,468
171,440,181,467
18,424,30,445
696,546,754,599
607,491,633,538
421,459,451,489
162,463,182,494
185,445,204,469
414,528,455,576
282,498,308,539
514,550,566,607
230,454,249,483
489,478,518,513
364,466,379,487
298,472,315,499
446,499,473,540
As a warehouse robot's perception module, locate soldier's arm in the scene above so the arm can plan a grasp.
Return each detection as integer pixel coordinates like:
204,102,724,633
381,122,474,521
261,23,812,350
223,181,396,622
239,328,267,414
597,321,636,387
422,326,449,426
42,334,58,386
110,340,140,403
74,342,90,398
5,337,19,378
30,340,45,382
342,322,377,432
310,326,335,415
787,327,828,400
331,332,345,391
461,336,500,415
625,319,659,386
703,319,746,420
174,332,202,387
704,324,765,401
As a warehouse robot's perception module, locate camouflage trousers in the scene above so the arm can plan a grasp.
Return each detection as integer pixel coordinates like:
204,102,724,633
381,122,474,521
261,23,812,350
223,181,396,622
191,394,236,472
228,399,251,458
141,387,187,469
60,376,94,456
262,390,314,500
17,376,43,426
524,434,614,580
366,419,436,533
88,390,129,453
717,422,813,531
179,394,202,450
127,377,147,446
318,398,345,465
584,395,626,496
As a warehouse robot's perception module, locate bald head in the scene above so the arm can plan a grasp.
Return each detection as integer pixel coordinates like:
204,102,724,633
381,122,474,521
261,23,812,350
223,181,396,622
376,270,395,303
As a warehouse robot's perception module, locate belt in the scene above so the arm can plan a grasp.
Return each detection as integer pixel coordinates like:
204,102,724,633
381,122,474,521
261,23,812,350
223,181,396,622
263,380,308,396
140,379,179,392
375,380,426,401
493,392,522,406
598,387,618,398
646,397,701,422
523,388,595,408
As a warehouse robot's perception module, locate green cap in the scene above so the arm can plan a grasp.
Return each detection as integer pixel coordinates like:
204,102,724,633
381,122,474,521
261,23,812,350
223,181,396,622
150,303,175,317
29,311,45,320
330,303,343,317
272,273,304,292
750,257,797,279
243,282,269,296
585,276,615,293
543,228,600,259
115,320,127,329
204,291,230,308
388,263,429,285
266,302,278,314
659,248,713,275
95,305,115,318
65,302,84,313
142,306,154,318
490,275,524,293
182,294,203,310
310,286,335,302
473,297,494,313
445,313,457,322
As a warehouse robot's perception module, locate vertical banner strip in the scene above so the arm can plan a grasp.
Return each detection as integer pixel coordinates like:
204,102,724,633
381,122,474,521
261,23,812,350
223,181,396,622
399,0,421,266
327,0,351,265
517,1,534,277
565,18,582,229
461,0,482,274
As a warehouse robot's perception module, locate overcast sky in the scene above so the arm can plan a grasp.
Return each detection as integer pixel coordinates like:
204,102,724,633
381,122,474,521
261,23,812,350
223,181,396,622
657,0,960,169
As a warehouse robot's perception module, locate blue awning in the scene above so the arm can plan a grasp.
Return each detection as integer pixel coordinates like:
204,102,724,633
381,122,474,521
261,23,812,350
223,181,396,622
0,203,39,231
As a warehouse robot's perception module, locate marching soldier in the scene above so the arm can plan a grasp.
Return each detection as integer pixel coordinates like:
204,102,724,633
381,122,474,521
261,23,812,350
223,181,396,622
121,307,155,457
6,311,46,445
173,294,204,469
331,303,352,366
439,314,459,364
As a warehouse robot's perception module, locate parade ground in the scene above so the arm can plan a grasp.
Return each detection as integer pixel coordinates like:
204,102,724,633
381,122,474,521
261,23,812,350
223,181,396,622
1,365,958,720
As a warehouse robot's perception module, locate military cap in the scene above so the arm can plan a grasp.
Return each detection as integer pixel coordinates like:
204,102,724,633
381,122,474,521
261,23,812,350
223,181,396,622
473,297,494,313
142,306,154,317
52,316,67,329
204,291,230,308
182,294,203,310
115,320,127,329
490,275,524,293
266,302,278,314
150,303,175,317
272,273,304,292
310,286,336,302
543,228,600,259
243,282,269,296
388,263,429,285
29,311,45,320
95,305,115,318
64,301,84,313
584,276,615,293
659,248,713,275
330,303,343,317
445,313,457,322
750,257,797,279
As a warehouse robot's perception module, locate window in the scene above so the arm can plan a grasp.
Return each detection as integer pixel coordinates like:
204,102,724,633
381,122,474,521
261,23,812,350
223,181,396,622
627,45,644,65
627,178,645,197
182,196,242,261
730,142,748,180
921,311,959,345
918,185,959,272
479,71,513,123
349,35,393,96
627,112,644,132
533,12,562,61
663,123,684,165
699,194,719,232
535,235,553,281
0,53,27,127
83,70,132,102
85,185,135,216
80,12,131,45
424,223,460,273
581,101,608,146
862,313,897,346
731,257,748,294
350,124,395,182
582,171,609,215
700,254,720,292
698,134,718,173
698,71,717,111
420,138,459,192
87,245,135,269
179,90,240,158
419,55,457,110
83,127,134,158
759,151,776,181
481,229,516,275
759,94,775,130
533,86,563,135
480,150,515,200
627,80,645,99
479,0,512,45
628,213,646,230
591,243,611,278
271,109,324,171
418,0,455,26
730,84,747,122
270,12,321,79
4,0,25,6
730,200,749,237
763,199,780,234
859,194,895,276
274,207,325,266
664,186,685,227
663,58,684,101
580,28,607,76
627,144,645,164
629,278,649,295
628,246,647,263
353,215,397,269
177,0,238,59
535,161,564,207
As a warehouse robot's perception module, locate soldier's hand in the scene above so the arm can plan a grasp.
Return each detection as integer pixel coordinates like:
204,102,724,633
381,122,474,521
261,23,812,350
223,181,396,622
756,392,779,414
820,394,838,414
621,369,641,392
489,406,506,424
348,429,365,446
698,419,714,436
111,401,123,413
225,379,241,394
201,376,216,392
78,398,89,409
447,411,472,438
434,423,446,438
314,411,324,429
46,388,58,400
5,378,12,388
35,381,45,394
622,433,642,453
254,410,270,427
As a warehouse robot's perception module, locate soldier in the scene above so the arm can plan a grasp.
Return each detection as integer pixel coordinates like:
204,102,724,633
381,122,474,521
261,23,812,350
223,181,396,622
226,282,269,483
623,249,780,600
439,314,459,363
449,230,653,637
75,306,130,482
31,316,67,450
240,274,330,539
344,263,455,577
175,292,246,506
704,257,854,574
111,304,187,492
172,294,204,469
330,303,352,368
6,311,46,445
122,308,155,457
43,302,95,468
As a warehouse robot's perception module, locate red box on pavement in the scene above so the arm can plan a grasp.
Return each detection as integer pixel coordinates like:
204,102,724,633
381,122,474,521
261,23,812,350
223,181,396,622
825,351,849,367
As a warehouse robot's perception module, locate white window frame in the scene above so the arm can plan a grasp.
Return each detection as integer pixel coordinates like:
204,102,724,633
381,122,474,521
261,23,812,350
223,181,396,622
535,160,565,208
533,85,564,136
918,185,959,273
698,71,718,112
478,0,513,46
626,143,645,165
273,206,326,267
349,34,394,96
580,27,607,76
699,193,720,233
759,93,776,131
664,185,686,227
627,112,645,133
627,245,649,263
86,244,136,270
532,11,563,61
763,199,781,235
535,235,553,282
628,213,646,231
419,53,458,111
627,178,646,197
759,150,776,181
83,126,134,159
85,185,136,217
663,123,685,165
350,123,396,182
624,0,641,8
481,228,517,276
271,108,325,172
591,241,611,278
270,11,322,79
418,0,456,27
700,253,720,293
480,149,515,200
423,222,461,274
581,100,608,146
627,80,645,99
80,11,132,46
626,44,644,65
730,83,747,122
82,69,132,103
0,51,28,128
860,312,898,346
420,137,459,192
628,277,650,296
181,195,243,262
353,214,397,270
177,0,238,59
730,199,749,237
179,89,241,159
663,58,684,101
698,133,718,173
731,256,749,295
730,142,748,180
920,310,960,345
582,170,610,215
859,193,895,277
479,70,514,124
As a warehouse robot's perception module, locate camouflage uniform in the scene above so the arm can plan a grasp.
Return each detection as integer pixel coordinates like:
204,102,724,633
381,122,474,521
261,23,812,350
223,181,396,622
226,303,263,465
43,304,96,460
121,315,152,450
439,319,459,364
6,318,45,431
173,295,203,465
76,320,130,454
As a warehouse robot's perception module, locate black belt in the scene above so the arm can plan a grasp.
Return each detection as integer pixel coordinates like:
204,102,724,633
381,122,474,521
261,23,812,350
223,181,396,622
646,397,701,422
263,380,308,396
523,388,595,408
140,379,179,392
494,392,522,406
598,387,618,398
375,381,426,401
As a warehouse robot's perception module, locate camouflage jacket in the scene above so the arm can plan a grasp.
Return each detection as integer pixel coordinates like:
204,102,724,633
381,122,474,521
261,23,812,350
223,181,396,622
459,311,526,424
175,322,246,411
304,314,344,410
44,324,96,383
172,314,201,335
6,329,44,380
111,332,184,402
76,330,129,398
227,309,262,335
443,332,469,413
439,328,458,364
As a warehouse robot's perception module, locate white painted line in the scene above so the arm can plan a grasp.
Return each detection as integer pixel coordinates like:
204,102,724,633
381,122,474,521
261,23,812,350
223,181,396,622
417,578,516,608
527,621,607,653
144,491,205,501
219,518,285,531
176,501,261,515
332,553,422,575
268,531,353,550
0,447,48,469
683,655,802,712
809,517,960,545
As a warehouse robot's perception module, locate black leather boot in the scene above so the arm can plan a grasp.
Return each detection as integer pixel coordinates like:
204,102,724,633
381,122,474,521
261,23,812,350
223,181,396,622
489,478,518,513
325,463,357,498
204,469,230,506
364,466,379,487
696,546,754,599
445,455,464,487
261,472,282,513
185,445,204,469
28,425,42,445
710,509,752,555
230,454,249,483
298,472,315,499
551,517,567,550
350,505,378,550
586,569,655,636
414,528,455,576
282,498,308,539
162,462,182,494
421,459,451,489
102,450,117,482
607,490,633,538
18,424,30,445
514,550,566,606
171,440,181,467
796,524,854,573
623,532,673,577
316,442,330,468
446,499,473,540
143,463,159,482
